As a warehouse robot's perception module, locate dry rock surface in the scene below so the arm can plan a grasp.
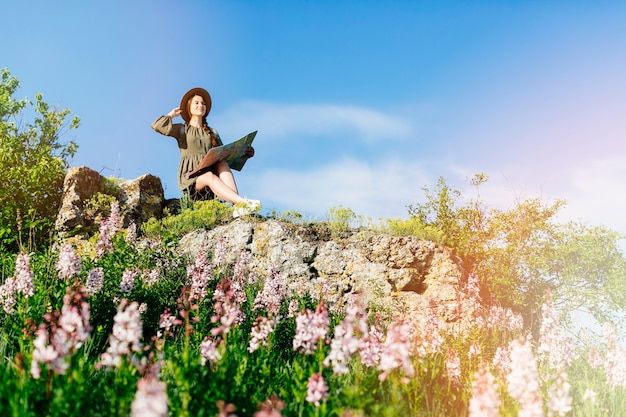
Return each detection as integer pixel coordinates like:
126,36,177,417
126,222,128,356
57,166,469,326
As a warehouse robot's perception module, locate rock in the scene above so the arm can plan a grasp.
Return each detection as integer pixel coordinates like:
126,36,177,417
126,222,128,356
178,218,466,325
55,166,106,236
118,174,165,227
55,166,165,236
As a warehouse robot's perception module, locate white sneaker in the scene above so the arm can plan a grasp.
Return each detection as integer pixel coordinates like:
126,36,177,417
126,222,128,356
233,199,261,218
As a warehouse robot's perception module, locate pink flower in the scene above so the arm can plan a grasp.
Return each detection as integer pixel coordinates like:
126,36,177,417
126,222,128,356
125,221,137,244
446,348,462,384
120,268,137,294
96,218,113,259
305,373,328,406
131,377,168,417
0,277,18,314
213,236,227,268
248,316,277,353
199,336,223,366
86,267,104,295
359,324,384,368
108,200,123,236
254,395,285,417
31,284,91,378
98,299,143,369
546,371,572,417
186,250,213,302
254,265,286,316
377,320,415,381
142,269,160,286
292,301,329,355
469,364,500,417
538,290,575,371
56,243,82,280
324,299,367,374
211,278,244,337
505,338,543,417
14,251,35,297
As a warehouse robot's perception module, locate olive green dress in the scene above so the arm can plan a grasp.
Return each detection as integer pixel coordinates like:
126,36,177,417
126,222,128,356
151,115,224,197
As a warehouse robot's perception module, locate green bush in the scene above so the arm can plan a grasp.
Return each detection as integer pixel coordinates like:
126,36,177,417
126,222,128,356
0,68,80,252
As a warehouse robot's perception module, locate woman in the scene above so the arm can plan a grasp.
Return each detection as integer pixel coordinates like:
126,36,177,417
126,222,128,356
151,87,260,217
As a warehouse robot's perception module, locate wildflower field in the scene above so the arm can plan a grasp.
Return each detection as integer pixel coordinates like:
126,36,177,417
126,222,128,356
1,204,625,417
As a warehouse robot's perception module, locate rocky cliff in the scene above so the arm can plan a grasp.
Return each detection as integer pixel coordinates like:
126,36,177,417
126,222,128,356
55,167,469,327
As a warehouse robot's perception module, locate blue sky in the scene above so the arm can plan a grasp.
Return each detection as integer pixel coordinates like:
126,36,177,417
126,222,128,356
2,1,626,237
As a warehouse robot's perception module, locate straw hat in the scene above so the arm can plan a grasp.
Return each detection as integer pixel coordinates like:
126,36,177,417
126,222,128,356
179,87,212,123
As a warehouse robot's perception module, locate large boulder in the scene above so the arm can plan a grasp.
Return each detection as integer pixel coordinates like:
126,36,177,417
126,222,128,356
177,219,466,325
55,166,165,236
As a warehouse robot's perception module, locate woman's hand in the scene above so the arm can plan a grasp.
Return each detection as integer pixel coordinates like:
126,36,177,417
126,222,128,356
245,146,255,158
167,107,182,118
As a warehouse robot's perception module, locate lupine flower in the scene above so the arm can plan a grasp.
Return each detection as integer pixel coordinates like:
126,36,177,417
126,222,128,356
86,267,105,295
292,301,329,355
248,316,277,353
546,371,572,417
98,300,143,369
125,221,137,244
130,377,168,417
506,338,543,417
31,284,91,378
120,268,138,294
14,251,35,297
378,320,415,381
254,395,285,417
200,336,223,366
605,344,626,388
469,364,500,417
305,373,328,406
254,265,286,316
56,243,82,280
187,250,213,302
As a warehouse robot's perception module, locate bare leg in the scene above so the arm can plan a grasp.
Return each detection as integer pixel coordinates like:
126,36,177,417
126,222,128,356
195,161,245,204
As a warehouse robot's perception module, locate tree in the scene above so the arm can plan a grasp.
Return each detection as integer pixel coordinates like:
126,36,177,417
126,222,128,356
408,175,626,330
0,68,80,252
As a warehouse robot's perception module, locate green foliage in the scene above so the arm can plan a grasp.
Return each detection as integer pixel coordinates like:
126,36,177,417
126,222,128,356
406,174,626,327
141,199,232,243
0,68,80,252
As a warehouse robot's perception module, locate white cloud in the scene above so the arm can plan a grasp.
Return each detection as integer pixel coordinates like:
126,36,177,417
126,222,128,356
215,100,416,144
242,157,431,220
